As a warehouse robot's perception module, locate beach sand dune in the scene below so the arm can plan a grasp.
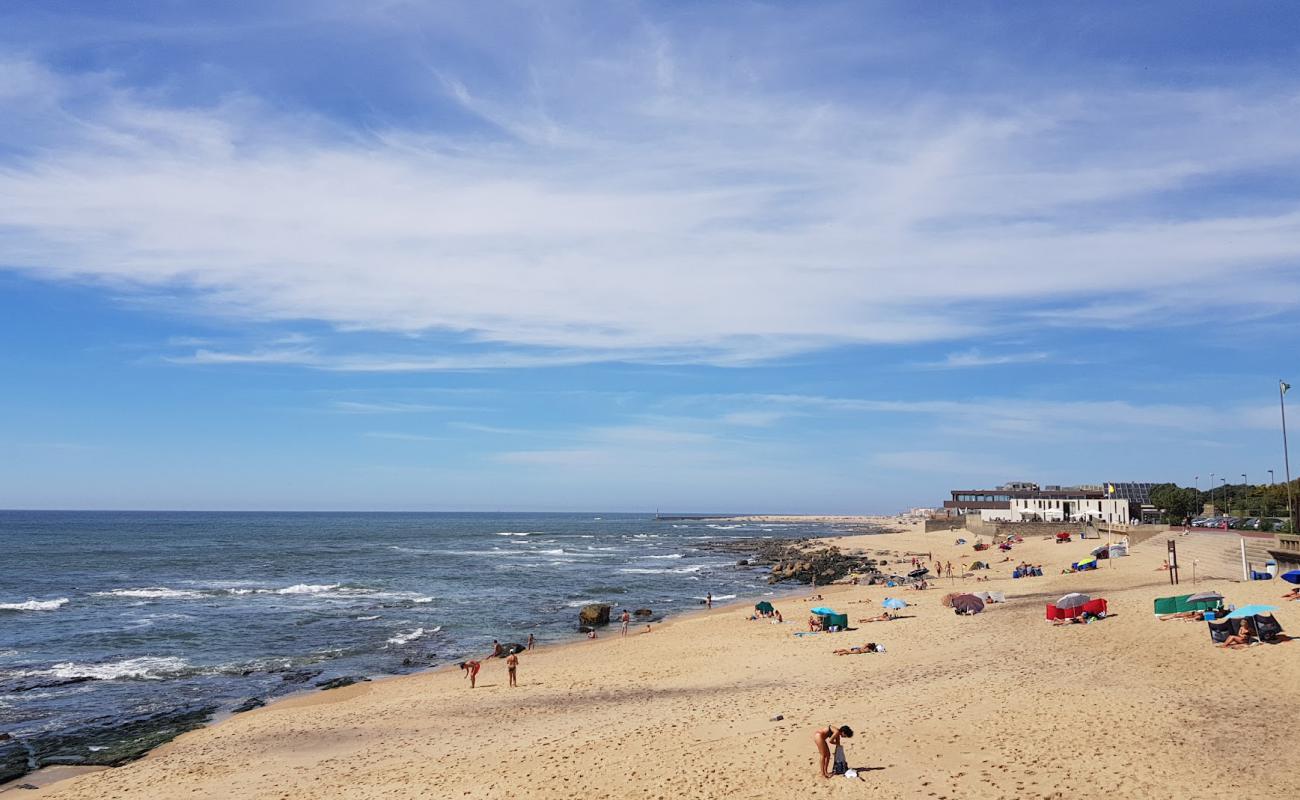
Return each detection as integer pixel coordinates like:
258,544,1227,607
27,525,1300,799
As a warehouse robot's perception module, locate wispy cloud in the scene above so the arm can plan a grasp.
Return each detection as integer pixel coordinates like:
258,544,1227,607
1,9,1298,369
914,349,1051,369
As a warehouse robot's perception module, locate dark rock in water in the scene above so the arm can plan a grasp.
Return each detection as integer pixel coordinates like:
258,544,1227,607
737,559,749,566
3,704,217,783
8,675,96,693
502,643,526,655
633,608,652,617
578,625,594,634
231,698,266,713
315,676,370,691
0,738,28,785
578,603,610,627
278,669,323,684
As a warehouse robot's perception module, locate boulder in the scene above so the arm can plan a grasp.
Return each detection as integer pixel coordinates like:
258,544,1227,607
633,608,653,617
578,603,611,627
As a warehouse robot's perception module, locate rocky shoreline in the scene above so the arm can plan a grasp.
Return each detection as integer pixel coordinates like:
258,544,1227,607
695,535,894,585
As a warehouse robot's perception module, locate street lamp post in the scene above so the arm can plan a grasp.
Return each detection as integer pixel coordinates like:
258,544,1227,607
1242,474,1248,517
1282,380,1295,533
1209,473,1215,513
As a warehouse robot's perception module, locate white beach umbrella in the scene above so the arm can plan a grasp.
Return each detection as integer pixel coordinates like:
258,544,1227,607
1056,592,1090,609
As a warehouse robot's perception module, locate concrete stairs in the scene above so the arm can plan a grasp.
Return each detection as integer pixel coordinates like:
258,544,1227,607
1139,530,1278,582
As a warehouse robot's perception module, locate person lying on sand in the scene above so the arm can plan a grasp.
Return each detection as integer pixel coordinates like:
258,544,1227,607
1219,620,1254,649
857,612,895,623
458,660,481,688
1159,610,1206,621
833,643,882,655
1282,587,1300,600
813,725,853,779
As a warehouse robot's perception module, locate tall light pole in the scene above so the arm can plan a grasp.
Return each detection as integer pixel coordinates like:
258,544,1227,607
1242,474,1248,517
1209,473,1215,514
1269,469,1275,485
1220,477,1227,522
1282,380,1294,533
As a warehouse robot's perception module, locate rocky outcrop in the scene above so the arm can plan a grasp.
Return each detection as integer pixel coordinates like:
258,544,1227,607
693,537,880,584
231,698,266,713
633,608,653,617
0,704,217,784
578,603,611,627
315,676,370,691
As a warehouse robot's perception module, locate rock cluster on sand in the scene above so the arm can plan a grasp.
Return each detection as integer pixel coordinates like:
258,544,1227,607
698,538,881,584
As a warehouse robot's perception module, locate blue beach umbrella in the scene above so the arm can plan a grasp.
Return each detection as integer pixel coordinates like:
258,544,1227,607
882,598,907,610
810,607,836,615
1282,570,1300,585
1226,604,1279,619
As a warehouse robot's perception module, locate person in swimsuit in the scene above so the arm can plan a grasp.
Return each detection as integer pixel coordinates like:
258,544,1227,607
506,652,518,687
459,660,481,689
620,609,631,637
527,633,536,650
812,725,853,778
1220,620,1254,649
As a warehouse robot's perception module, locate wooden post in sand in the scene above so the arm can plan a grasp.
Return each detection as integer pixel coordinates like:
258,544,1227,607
1167,540,1179,586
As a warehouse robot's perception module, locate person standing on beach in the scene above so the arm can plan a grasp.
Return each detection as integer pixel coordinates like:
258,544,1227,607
813,725,853,778
526,633,535,651
946,561,953,578
620,609,631,637
506,652,518,687
706,592,713,609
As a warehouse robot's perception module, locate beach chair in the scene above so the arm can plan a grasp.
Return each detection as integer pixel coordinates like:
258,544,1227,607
1206,618,1236,644
1253,614,1284,642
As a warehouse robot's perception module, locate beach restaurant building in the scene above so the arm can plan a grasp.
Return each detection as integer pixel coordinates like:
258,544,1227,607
943,483,1130,523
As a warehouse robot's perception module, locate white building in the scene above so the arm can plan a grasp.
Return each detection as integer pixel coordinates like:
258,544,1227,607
980,497,1128,524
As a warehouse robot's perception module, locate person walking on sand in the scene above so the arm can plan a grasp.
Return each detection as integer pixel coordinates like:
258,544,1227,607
707,592,713,609
620,609,631,637
813,725,853,778
527,633,535,651
506,652,518,687
459,660,481,689
946,561,953,578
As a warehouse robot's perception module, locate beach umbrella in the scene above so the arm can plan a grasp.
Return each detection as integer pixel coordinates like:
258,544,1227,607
810,607,836,615
882,597,907,610
1184,591,1223,604
1076,556,1097,566
941,593,960,608
1056,592,1090,609
908,568,929,579
951,594,984,615
1282,570,1300,585
1226,604,1279,619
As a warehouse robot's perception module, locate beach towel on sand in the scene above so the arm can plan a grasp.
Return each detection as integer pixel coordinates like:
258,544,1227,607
833,745,848,775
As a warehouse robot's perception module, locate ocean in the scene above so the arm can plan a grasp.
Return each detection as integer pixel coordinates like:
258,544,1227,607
0,511,851,779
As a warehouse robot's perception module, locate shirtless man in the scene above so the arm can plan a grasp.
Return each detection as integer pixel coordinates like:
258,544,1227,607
620,609,631,637
506,652,518,687
812,725,853,778
459,660,481,689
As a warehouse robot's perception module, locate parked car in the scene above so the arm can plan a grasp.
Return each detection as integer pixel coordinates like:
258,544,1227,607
1244,517,1261,530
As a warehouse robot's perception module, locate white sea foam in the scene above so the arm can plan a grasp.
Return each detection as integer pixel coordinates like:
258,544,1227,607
387,625,440,645
0,598,69,611
356,615,380,621
275,583,340,595
94,587,205,600
643,553,684,559
700,593,737,601
387,628,425,645
47,656,192,681
494,531,540,536
411,596,434,603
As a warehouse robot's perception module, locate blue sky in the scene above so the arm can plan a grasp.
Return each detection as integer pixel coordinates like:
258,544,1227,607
1,1,1298,511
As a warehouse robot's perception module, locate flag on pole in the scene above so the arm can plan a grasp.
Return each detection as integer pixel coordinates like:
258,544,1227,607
1107,483,1115,495
1284,380,1292,395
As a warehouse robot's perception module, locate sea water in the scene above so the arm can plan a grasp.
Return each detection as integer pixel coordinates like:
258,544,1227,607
0,511,850,775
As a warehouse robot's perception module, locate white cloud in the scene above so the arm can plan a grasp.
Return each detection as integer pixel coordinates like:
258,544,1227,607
1,19,1300,369
915,349,1051,369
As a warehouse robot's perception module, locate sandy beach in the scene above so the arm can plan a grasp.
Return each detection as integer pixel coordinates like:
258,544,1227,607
18,522,1299,800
